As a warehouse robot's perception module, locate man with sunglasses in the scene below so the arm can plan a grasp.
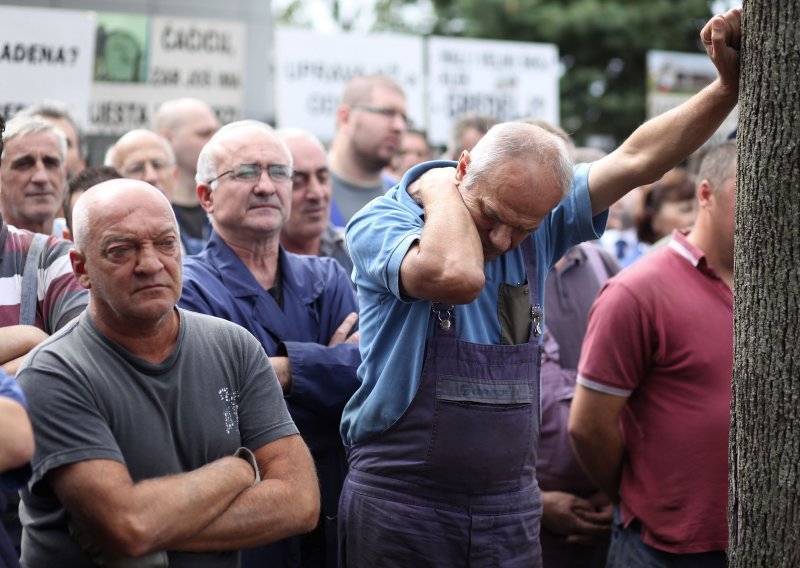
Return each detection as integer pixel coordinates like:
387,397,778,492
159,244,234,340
180,120,361,568
328,74,408,225
277,128,352,275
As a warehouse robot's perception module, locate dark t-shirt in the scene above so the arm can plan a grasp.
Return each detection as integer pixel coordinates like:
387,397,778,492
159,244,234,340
17,309,297,567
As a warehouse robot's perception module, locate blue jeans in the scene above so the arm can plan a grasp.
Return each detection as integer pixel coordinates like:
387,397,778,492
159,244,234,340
606,508,726,568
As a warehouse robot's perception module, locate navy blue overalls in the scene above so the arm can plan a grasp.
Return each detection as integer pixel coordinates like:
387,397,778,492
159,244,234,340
339,240,543,567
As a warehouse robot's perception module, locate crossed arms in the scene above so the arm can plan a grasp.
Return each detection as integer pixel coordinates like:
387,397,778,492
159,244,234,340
48,434,319,558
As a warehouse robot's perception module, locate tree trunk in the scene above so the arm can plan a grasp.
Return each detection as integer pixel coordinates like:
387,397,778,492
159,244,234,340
729,1,800,566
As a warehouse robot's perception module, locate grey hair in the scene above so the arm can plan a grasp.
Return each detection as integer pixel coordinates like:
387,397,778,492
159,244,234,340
1,115,67,163
462,122,574,199
697,140,736,194
195,120,293,190
275,127,327,153
104,129,176,169
17,99,83,154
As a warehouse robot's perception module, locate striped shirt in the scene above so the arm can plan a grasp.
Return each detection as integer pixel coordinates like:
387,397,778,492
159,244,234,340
0,218,88,333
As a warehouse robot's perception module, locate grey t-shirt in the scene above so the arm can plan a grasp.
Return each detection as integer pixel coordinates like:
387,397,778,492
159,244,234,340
17,309,298,568
330,171,386,224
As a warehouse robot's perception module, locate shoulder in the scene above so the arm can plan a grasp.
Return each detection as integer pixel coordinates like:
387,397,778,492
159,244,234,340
179,309,262,351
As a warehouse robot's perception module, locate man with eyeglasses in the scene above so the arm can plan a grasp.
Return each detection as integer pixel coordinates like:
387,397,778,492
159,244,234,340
179,120,361,568
328,74,408,225
106,129,205,254
277,128,353,275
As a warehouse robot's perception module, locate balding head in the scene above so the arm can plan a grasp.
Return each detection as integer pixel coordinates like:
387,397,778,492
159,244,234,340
153,98,220,178
105,129,177,199
72,179,176,251
70,179,182,330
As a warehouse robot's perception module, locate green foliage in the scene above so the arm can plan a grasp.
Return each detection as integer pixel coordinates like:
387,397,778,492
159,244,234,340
430,0,714,145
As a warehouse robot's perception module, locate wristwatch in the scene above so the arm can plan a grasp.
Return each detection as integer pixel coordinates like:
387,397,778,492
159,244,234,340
234,446,261,488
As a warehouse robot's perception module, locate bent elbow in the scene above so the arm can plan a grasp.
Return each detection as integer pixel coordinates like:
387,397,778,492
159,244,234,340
101,514,158,558
296,488,321,535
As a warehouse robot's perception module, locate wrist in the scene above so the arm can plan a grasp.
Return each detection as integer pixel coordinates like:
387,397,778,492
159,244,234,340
233,447,260,488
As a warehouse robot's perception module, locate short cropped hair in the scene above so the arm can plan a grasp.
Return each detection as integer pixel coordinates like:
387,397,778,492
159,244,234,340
463,122,573,199
340,75,405,107
447,113,499,160
196,120,292,189
1,115,67,163
65,166,122,235
17,99,84,156
697,140,736,194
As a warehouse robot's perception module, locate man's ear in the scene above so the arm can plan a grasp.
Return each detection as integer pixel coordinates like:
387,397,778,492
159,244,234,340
696,179,714,210
197,183,214,213
454,150,471,184
335,104,351,129
69,249,91,290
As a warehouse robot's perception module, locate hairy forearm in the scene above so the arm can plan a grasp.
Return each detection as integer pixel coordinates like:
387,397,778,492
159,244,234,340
171,437,320,551
402,170,485,303
589,79,738,214
57,456,254,557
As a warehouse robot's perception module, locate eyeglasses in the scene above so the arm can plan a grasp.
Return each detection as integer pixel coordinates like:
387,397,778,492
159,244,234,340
121,159,172,177
352,104,409,125
208,163,293,185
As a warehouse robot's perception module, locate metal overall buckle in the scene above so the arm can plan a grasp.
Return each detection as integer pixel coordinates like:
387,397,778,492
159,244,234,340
432,303,455,331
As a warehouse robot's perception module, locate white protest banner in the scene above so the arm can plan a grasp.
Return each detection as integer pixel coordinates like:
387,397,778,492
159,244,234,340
427,36,559,147
0,5,95,127
274,27,424,143
90,13,246,135
647,50,737,142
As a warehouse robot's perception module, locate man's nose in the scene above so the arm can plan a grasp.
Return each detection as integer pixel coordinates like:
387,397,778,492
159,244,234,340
489,225,513,253
143,162,159,186
31,159,49,183
135,246,164,274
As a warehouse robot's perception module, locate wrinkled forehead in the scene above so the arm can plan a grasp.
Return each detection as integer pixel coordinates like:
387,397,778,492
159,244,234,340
6,130,62,157
214,127,290,166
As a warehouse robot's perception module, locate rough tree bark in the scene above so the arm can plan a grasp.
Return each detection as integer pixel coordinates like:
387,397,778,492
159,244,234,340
728,1,800,566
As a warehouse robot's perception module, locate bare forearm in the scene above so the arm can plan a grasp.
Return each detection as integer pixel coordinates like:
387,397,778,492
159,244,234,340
269,356,291,394
171,437,320,551
589,79,738,214
56,456,255,557
0,399,34,471
402,171,484,303
0,325,49,368
569,424,624,503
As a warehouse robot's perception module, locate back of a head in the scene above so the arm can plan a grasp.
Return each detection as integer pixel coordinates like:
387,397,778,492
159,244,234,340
697,140,736,192
65,166,122,235
448,113,500,160
635,167,697,244
465,122,573,198
17,99,80,136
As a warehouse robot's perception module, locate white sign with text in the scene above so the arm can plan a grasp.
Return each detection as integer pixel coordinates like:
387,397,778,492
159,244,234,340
0,5,95,127
427,36,560,146
274,27,425,143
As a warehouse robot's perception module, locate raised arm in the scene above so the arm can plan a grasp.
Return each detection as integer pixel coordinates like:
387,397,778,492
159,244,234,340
568,385,628,503
48,453,256,558
399,166,485,303
588,8,742,214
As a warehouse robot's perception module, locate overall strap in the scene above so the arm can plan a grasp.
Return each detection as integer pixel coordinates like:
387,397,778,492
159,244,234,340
520,238,543,340
19,233,47,326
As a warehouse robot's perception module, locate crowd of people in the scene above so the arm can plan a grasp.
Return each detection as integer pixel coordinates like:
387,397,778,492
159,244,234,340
0,7,741,568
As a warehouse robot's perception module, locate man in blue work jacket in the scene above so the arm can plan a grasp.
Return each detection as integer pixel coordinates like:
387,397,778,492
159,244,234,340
180,120,361,568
